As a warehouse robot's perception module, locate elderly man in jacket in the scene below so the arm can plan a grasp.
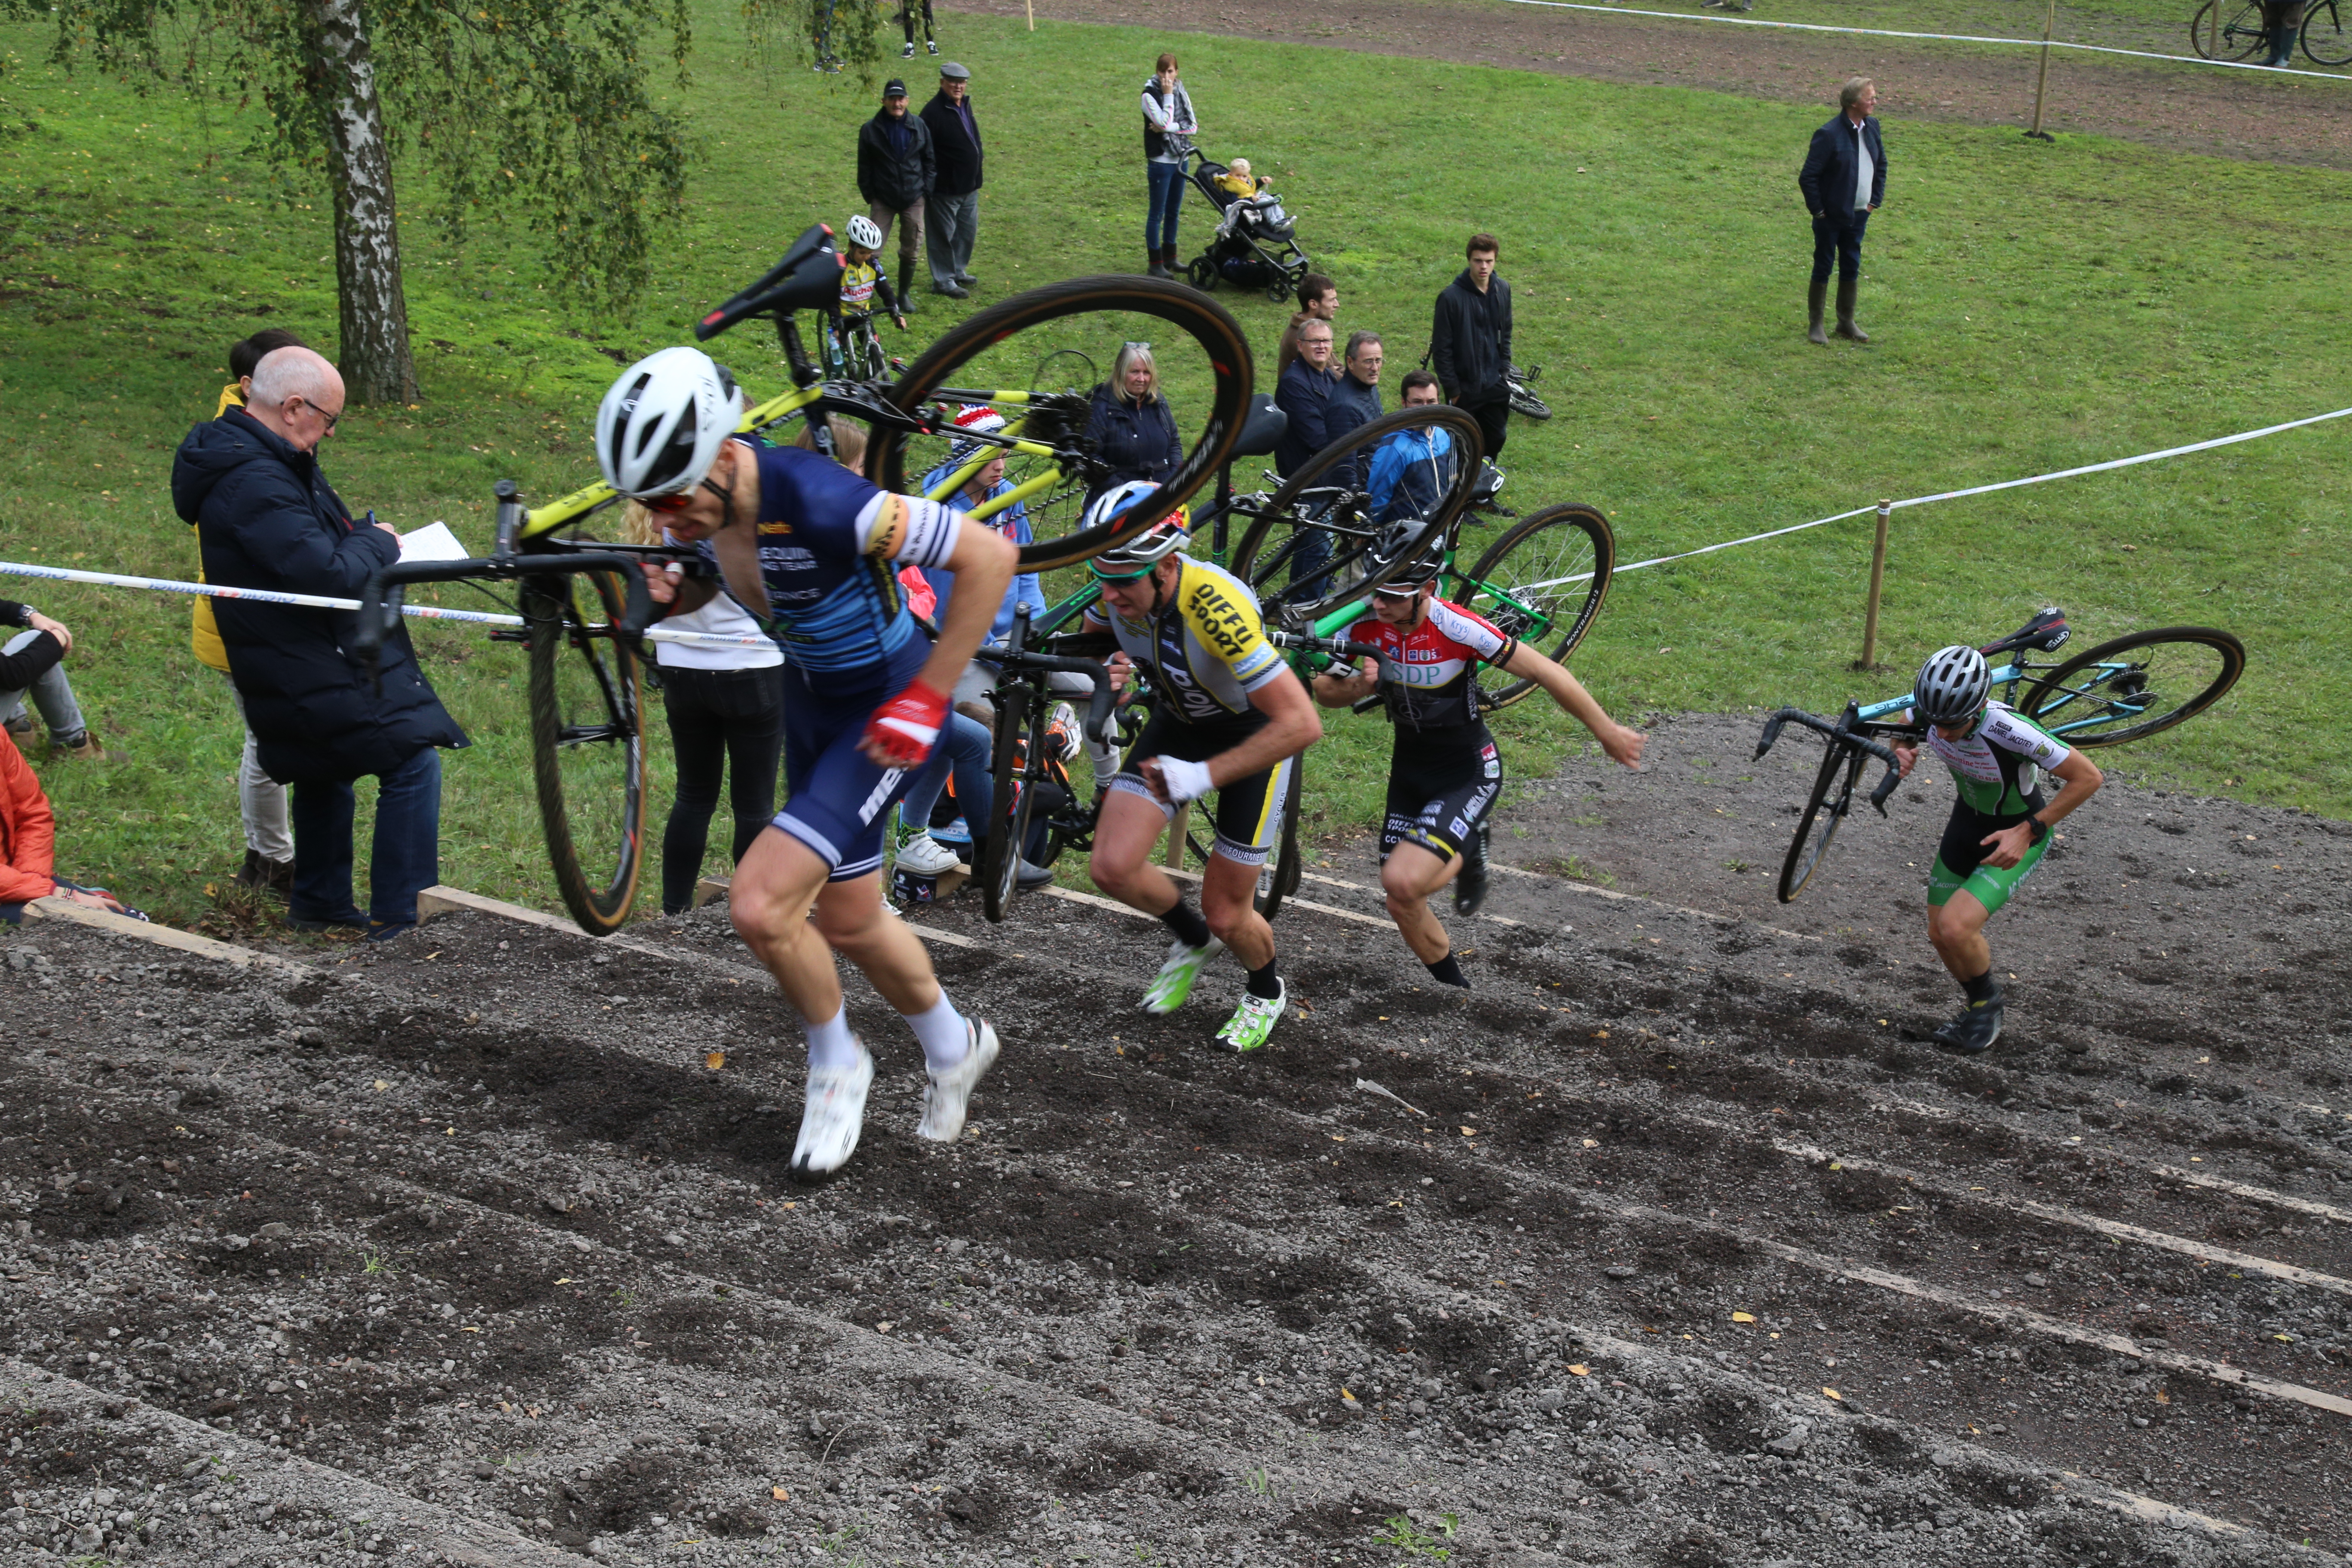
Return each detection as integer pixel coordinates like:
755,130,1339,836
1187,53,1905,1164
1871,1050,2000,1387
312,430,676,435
857,78,935,314
171,346,468,940
1273,317,1341,604
1798,77,1887,345
920,62,983,298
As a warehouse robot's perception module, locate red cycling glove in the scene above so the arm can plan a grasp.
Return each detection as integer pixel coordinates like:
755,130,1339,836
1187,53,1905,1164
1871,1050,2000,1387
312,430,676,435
863,678,952,770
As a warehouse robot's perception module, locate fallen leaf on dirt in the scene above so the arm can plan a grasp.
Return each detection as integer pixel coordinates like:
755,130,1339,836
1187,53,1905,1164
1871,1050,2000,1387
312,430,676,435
1731,1312,1756,1324
444,1127,455,1135
1828,1161,1844,1170
554,1278,572,1286
877,1321,894,1333
2155,1388,2171,1404
1568,1365,1590,1376
1329,1134,1347,1142
1822,1388,1842,1401
771,1487,790,1501
705,1051,726,1071
1580,1138,1599,1148
372,1080,389,1092
1592,1030,1609,1038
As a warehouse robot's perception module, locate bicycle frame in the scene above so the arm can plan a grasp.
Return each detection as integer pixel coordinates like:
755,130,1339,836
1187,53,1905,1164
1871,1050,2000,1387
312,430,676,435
1847,653,2155,744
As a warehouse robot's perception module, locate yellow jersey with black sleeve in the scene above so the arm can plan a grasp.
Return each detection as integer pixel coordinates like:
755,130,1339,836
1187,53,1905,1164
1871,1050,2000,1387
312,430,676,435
1086,556,1284,726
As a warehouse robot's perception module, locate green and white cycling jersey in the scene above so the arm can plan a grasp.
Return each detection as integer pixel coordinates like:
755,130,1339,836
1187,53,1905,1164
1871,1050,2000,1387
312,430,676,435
1922,701,2070,817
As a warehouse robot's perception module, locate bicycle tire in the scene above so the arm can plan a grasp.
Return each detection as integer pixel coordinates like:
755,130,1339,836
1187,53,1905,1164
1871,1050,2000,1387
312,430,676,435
525,570,647,935
1507,386,1552,421
1461,502,1616,711
1227,404,1484,624
870,275,1254,573
2020,626,2245,748
2189,0,2268,57
977,687,1041,924
1776,739,1865,904
2304,0,2352,63
1258,758,1303,922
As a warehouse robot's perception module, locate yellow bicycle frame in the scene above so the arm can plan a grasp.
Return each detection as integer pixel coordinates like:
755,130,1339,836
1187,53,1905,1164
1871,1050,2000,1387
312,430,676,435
519,384,1064,539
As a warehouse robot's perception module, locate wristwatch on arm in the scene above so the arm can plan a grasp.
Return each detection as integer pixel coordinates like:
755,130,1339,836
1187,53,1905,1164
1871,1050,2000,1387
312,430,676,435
2025,816,2049,846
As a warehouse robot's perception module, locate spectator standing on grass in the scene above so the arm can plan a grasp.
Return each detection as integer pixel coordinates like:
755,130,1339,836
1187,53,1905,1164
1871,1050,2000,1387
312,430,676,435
1140,52,1199,279
1274,317,1340,603
622,499,785,917
1085,343,1184,499
171,346,468,942
0,598,102,763
1798,77,1886,346
2262,0,2305,65
196,327,306,893
920,62,983,299
857,79,934,315
1274,274,1337,379
1326,330,1385,485
0,730,137,924
1429,232,1514,462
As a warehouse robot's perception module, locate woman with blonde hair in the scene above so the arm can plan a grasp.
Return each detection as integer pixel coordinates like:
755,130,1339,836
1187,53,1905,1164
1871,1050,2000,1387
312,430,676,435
1082,341,1182,501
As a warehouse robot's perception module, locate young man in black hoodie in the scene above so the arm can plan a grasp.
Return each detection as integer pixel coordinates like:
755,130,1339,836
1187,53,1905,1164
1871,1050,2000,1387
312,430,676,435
170,346,468,941
1428,233,1513,462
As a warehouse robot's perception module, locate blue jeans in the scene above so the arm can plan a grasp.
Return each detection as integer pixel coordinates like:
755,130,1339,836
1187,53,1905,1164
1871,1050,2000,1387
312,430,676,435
1283,526,1335,605
1810,211,1868,284
1145,159,1187,251
900,711,992,836
289,744,443,929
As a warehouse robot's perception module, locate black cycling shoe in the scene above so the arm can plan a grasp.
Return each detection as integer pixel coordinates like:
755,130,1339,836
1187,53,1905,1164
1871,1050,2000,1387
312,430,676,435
1453,824,1491,917
1932,996,2004,1054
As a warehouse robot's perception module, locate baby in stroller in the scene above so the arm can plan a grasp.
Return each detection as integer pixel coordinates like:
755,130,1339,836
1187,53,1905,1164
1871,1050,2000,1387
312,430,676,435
1211,156,1259,201
1185,152,1313,300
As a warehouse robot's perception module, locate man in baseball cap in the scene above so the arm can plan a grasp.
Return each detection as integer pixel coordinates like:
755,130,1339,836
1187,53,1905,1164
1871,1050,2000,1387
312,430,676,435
856,76,934,309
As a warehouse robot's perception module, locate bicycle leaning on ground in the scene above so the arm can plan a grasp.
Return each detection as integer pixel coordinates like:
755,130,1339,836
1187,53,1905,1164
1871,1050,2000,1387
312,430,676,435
353,221,1258,934
2190,0,2352,64
1755,608,2246,903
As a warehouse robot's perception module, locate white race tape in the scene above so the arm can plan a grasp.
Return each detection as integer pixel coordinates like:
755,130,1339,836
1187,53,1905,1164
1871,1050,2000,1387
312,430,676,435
1491,0,2352,83
0,560,777,650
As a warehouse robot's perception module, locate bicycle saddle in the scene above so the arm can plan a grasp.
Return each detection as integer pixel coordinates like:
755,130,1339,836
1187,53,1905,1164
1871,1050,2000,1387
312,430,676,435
695,224,842,342
1978,606,2070,657
1231,393,1286,459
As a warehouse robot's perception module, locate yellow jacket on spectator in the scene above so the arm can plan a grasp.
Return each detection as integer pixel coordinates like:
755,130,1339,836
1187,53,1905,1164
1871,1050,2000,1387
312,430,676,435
190,382,244,673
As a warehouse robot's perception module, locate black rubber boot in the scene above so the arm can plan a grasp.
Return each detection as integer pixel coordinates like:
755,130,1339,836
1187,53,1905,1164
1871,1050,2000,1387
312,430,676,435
1453,824,1491,917
1932,988,2004,1054
1807,279,1829,345
2270,24,2299,62
1146,250,1171,280
1834,278,1870,343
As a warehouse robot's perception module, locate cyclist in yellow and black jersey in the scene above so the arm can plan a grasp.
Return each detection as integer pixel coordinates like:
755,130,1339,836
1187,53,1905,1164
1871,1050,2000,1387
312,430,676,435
1078,482,1322,1053
834,216,909,364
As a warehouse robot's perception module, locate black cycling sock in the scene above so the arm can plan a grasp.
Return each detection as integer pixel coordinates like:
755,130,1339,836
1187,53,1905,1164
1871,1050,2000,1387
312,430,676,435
1160,899,1213,950
1426,953,1470,989
1961,969,2000,1004
1245,958,1283,1001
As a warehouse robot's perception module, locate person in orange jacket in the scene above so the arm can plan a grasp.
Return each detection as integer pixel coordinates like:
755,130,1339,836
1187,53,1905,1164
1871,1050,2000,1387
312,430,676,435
0,731,138,924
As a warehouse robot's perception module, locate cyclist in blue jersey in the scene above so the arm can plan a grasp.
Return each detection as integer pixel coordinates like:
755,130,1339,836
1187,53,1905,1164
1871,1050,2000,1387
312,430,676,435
1892,643,2104,1054
600,347,1018,1179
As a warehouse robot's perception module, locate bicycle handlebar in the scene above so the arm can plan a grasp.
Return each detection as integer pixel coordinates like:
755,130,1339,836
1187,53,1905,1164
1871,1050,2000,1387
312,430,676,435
1269,629,1405,715
1755,706,1908,818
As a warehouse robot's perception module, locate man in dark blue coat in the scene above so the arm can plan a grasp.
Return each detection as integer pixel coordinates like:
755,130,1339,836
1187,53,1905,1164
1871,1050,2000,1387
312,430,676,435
1797,77,1887,346
171,346,467,940
1273,317,1340,604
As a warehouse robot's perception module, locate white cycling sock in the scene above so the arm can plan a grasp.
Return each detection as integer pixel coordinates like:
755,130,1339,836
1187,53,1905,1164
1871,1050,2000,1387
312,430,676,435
805,1007,862,1072
904,991,970,1072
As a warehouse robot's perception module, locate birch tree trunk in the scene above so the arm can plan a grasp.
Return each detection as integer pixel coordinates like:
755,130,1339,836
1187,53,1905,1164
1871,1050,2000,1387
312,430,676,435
300,0,419,404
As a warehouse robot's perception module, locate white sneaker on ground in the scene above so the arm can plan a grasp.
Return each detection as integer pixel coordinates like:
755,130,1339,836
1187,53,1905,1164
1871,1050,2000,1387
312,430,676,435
792,1044,875,1180
918,1017,1000,1143
895,833,961,876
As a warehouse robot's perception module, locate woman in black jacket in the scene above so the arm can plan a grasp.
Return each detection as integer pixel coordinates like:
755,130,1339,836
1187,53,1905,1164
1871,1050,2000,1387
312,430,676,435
1084,343,1182,499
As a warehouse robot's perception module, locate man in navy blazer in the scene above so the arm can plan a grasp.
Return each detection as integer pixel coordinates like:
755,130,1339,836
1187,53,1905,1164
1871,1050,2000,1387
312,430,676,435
1798,78,1886,346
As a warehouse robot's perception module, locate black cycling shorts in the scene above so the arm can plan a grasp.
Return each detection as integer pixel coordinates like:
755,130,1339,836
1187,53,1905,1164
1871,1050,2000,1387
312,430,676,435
1110,707,1292,868
1381,730,1503,863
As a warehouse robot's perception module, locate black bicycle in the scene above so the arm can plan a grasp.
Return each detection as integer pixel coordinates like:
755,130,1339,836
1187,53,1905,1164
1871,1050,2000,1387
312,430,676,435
2190,0,2351,62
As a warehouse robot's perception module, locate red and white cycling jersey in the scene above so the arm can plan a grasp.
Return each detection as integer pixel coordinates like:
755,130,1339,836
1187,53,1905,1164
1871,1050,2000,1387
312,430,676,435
1350,598,1517,732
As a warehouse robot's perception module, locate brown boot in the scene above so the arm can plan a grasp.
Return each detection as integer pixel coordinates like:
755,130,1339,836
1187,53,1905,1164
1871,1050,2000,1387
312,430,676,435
1834,279,1870,343
55,730,106,760
1807,280,1829,345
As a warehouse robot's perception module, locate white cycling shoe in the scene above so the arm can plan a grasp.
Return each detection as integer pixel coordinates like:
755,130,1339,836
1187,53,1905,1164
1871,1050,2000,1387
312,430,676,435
792,1044,875,1181
918,1017,1000,1144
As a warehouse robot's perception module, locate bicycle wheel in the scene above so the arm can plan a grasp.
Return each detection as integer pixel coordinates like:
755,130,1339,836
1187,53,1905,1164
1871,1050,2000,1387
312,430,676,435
525,570,647,934
2190,0,2268,57
1459,502,1615,711
869,275,1254,572
2304,0,2352,63
2021,626,2245,748
1776,739,1866,904
1507,384,1552,421
977,685,1041,924
1228,404,1484,625
1257,757,1303,922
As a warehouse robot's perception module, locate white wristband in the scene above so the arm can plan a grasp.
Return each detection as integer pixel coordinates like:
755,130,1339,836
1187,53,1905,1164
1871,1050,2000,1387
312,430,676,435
1158,756,1213,804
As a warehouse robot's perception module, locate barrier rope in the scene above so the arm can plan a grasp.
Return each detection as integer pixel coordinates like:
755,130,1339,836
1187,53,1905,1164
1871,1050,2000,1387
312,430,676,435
0,561,778,651
1491,0,2352,83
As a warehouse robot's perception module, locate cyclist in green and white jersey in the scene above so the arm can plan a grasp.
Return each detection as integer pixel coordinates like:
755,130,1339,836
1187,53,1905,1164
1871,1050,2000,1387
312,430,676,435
1892,644,2103,1054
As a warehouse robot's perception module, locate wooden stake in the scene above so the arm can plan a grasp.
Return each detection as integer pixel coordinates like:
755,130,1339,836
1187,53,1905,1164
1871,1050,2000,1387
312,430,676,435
1026,0,1035,28
2027,0,2058,140
1857,499,1893,670
1163,802,1190,868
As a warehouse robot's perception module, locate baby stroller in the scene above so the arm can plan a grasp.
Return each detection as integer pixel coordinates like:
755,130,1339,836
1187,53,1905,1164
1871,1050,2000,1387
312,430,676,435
1174,141,1314,302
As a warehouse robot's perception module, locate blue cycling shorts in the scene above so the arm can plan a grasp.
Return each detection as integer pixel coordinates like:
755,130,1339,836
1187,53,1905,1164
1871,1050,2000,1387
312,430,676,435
772,644,930,883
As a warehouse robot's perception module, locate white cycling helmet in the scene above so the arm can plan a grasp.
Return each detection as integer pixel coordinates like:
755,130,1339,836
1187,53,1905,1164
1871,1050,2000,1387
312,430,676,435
1913,644,1992,726
846,213,884,251
1085,481,1188,581
595,346,744,500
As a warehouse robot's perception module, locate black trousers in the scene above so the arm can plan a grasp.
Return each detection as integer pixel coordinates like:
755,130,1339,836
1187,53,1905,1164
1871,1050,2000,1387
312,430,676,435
659,663,787,914
1810,211,1869,284
1461,393,1509,461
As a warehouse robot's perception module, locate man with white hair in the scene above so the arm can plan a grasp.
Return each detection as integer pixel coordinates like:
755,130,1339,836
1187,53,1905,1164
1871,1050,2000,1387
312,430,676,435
172,344,468,941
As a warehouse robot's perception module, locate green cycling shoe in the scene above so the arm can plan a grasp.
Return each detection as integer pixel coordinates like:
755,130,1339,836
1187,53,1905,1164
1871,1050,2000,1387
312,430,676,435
1215,981,1288,1052
1141,937,1224,1015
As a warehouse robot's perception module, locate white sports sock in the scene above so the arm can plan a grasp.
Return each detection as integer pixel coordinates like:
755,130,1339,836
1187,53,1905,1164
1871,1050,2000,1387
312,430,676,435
904,991,970,1072
804,1008,861,1072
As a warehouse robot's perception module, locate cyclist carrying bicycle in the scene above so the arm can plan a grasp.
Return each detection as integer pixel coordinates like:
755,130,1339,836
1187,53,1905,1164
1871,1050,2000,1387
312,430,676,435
1081,483,1324,1050
1313,522,1644,987
600,346,1018,1179
1892,644,2104,1054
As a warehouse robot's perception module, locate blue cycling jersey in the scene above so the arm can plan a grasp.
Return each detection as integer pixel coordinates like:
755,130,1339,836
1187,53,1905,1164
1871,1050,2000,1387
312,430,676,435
705,440,962,680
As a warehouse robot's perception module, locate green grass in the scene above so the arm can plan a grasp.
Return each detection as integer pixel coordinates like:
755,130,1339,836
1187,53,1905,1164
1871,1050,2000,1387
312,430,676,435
1,5,2346,931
